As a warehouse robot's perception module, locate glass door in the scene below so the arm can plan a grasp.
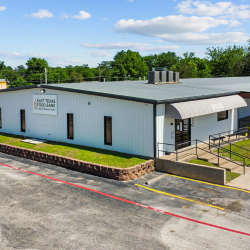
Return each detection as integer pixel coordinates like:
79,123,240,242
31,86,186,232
175,119,191,149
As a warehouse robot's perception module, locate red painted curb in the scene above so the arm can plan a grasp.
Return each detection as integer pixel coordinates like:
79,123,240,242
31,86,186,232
1,162,250,237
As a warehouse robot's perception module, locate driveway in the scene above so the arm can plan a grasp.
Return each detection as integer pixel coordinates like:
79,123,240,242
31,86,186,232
0,152,250,249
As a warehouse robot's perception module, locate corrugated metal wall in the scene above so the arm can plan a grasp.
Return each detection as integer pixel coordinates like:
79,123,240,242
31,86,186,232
239,99,250,118
156,104,165,157
157,107,239,156
191,109,238,143
0,88,154,157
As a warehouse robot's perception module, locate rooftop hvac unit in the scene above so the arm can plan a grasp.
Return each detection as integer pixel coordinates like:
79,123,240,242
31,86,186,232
167,71,173,82
159,71,167,83
148,71,160,84
173,72,180,82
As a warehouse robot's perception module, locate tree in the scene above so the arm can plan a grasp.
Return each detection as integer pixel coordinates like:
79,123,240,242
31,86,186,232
26,58,49,74
112,50,149,80
98,61,114,81
0,61,5,71
70,71,83,82
143,54,158,70
171,52,211,78
143,52,180,71
206,45,245,77
10,77,28,88
1,66,18,82
16,65,26,75
156,52,180,70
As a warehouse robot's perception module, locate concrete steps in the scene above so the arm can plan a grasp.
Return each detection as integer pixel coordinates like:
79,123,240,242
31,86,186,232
210,158,229,166
218,162,241,171
198,151,242,171
198,153,221,162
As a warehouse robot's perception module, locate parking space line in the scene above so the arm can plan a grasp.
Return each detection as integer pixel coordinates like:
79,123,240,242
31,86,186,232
166,174,250,194
1,162,250,237
135,184,225,210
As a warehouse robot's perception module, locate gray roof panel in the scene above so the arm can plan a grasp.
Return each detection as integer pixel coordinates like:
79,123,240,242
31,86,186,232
47,76,250,103
1,76,250,103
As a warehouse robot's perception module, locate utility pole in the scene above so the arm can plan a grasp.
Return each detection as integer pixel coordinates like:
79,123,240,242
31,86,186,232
45,68,47,84
98,63,101,82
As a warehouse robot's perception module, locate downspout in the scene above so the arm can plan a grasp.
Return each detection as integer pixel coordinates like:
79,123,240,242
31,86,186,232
153,103,157,158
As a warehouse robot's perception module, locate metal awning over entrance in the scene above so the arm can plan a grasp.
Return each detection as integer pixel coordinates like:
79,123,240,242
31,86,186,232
166,95,247,119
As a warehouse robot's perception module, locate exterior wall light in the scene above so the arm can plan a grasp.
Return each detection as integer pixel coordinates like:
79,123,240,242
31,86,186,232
88,102,91,105
40,89,45,93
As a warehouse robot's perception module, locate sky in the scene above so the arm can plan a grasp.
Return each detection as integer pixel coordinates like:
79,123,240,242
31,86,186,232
0,0,249,68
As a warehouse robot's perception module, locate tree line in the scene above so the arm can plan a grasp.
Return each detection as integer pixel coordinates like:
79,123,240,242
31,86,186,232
1,40,250,88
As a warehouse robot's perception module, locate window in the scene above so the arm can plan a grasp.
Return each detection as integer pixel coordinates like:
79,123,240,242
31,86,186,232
104,116,112,145
67,114,74,139
21,110,25,132
217,110,228,121
0,108,2,129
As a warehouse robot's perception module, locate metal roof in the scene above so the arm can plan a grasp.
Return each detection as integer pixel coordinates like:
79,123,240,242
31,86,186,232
1,76,250,104
47,76,250,103
165,95,247,119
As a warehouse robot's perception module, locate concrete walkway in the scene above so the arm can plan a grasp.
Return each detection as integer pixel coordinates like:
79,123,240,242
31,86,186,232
159,138,250,191
227,167,250,191
159,141,210,162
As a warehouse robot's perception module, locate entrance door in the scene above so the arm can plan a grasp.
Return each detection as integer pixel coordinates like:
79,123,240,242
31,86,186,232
175,119,191,149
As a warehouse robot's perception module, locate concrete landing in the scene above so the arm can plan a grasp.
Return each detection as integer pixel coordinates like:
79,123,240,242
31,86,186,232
227,167,250,191
159,141,210,162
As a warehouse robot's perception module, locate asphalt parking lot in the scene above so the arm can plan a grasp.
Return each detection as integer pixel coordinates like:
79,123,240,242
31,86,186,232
0,152,250,250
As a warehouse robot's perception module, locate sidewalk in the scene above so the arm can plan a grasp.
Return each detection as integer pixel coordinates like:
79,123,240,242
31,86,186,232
227,167,250,191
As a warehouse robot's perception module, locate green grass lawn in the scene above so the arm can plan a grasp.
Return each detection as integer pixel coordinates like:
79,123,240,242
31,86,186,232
189,159,240,182
219,139,250,166
0,132,147,168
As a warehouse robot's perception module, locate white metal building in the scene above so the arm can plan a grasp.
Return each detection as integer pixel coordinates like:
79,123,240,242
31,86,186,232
0,76,250,158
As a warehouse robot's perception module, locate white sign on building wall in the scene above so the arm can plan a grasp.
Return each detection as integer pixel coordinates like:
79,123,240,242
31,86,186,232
33,94,58,115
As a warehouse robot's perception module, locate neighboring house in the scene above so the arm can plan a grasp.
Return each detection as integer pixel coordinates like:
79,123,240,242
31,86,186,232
0,79,8,89
0,74,249,158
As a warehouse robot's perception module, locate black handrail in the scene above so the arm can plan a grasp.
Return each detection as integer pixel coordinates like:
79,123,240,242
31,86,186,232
229,143,250,153
196,139,246,174
157,142,175,158
209,126,250,147
197,142,245,173
158,139,246,174
210,126,249,138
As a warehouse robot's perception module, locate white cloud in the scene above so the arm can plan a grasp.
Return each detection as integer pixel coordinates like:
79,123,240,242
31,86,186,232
228,20,242,27
113,14,246,45
142,46,180,51
114,15,230,36
154,39,165,43
85,51,112,57
81,43,179,52
60,13,70,19
81,42,151,49
72,11,91,20
30,9,53,19
0,51,85,65
0,6,6,11
177,1,250,19
0,52,23,59
160,32,248,45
